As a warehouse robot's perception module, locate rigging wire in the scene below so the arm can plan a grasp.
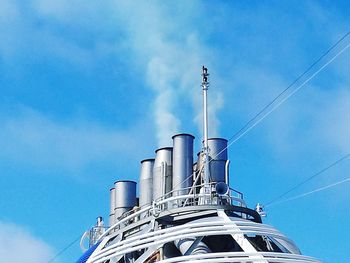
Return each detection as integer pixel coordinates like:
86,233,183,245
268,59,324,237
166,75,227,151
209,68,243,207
55,31,350,261
228,31,350,144
265,153,350,207
174,30,350,193
265,176,350,208
211,30,350,161
47,234,81,263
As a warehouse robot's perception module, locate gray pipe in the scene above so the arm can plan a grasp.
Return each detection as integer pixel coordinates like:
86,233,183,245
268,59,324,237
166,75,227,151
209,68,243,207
153,147,173,201
208,138,228,183
208,138,228,160
139,159,155,207
109,187,116,226
172,134,194,196
114,180,137,219
174,238,211,255
225,159,230,186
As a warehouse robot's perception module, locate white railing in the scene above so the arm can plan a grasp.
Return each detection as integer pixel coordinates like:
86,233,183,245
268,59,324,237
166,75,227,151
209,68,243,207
155,182,244,207
99,182,246,240
159,252,321,263
90,219,320,263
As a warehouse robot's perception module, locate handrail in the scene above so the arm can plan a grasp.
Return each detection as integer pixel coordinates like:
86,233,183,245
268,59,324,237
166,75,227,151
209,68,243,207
155,182,243,202
98,182,246,241
97,204,152,241
159,252,321,263
92,220,284,260
90,220,318,263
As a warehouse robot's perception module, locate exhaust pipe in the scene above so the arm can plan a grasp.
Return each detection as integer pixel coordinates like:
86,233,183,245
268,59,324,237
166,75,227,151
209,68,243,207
153,147,173,201
208,138,228,183
109,187,116,226
139,159,155,207
114,180,137,219
172,134,194,197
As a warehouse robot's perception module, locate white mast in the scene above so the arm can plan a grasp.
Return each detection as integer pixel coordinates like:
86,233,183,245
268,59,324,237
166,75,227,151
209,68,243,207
201,66,211,197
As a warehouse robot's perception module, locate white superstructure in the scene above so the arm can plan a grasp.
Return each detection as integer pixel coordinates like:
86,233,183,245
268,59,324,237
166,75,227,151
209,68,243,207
77,67,321,263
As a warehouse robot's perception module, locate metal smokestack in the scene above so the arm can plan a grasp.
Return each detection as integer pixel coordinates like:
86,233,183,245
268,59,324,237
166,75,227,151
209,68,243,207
153,147,173,201
114,180,137,219
109,187,116,226
208,138,228,183
139,159,155,207
172,134,194,196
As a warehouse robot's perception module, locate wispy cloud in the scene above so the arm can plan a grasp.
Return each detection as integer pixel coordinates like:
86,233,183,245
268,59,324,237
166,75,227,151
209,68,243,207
1,0,225,147
0,0,118,69
0,107,151,175
2,0,348,158
0,221,54,263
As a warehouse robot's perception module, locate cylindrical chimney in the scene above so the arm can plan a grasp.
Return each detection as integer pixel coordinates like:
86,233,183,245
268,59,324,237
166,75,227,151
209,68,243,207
109,187,116,226
172,134,194,196
114,180,137,219
208,138,228,160
153,147,173,201
208,138,228,183
139,159,155,207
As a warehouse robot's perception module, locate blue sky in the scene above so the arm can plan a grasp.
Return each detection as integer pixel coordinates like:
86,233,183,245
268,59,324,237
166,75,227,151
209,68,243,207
0,1,350,262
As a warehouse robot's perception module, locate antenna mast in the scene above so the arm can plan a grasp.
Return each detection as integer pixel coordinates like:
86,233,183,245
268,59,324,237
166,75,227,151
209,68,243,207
201,66,211,197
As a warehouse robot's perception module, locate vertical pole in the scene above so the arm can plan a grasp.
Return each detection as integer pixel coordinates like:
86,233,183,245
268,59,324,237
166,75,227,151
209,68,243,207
201,66,211,198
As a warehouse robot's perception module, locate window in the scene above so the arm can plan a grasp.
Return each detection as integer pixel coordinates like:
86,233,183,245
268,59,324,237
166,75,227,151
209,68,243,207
245,234,291,253
202,235,243,252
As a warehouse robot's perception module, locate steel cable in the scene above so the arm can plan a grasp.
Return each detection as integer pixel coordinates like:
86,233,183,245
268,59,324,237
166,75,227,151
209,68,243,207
265,176,350,208
265,153,350,207
211,30,350,161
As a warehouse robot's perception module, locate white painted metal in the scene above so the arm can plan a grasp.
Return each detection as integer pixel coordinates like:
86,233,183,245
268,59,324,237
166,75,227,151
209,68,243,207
159,252,321,263
81,67,321,263
201,66,211,198
88,215,320,263
100,189,246,239
217,210,267,262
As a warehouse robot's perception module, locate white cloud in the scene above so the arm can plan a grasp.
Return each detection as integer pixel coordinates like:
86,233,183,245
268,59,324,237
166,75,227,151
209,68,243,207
0,0,118,68
0,221,54,263
0,0,225,146
0,107,151,174
3,0,347,155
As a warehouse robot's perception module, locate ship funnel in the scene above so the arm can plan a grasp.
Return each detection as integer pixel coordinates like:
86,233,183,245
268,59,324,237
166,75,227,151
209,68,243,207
139,159,155,207
114,180,137,219
208,138,228,183
172,134,194,197
109,187,116,226
153,147,173,201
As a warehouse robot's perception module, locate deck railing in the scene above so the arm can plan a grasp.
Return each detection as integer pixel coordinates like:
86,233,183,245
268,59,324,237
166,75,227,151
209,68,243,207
98,182,245,240
91,219,321,263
